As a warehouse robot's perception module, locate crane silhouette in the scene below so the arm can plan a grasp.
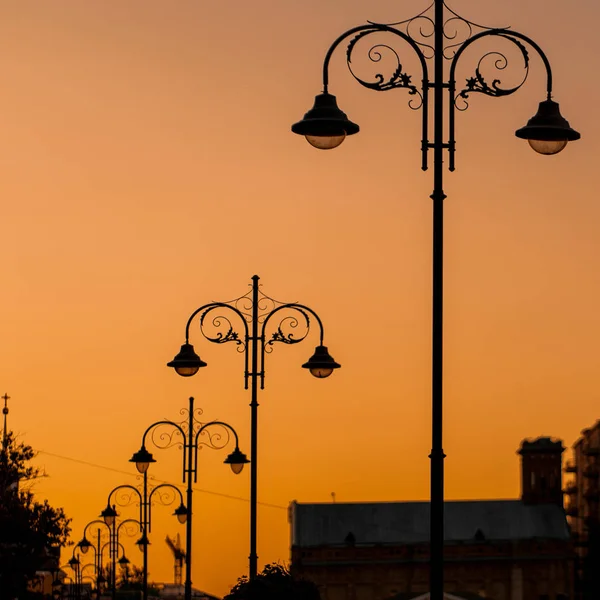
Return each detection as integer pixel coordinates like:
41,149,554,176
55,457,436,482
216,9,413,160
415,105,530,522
165,534,186,586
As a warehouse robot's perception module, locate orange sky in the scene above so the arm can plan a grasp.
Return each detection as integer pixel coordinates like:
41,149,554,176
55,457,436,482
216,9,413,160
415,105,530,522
1,0,598,596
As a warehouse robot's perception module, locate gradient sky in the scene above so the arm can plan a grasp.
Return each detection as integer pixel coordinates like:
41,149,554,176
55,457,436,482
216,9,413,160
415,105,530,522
1,0,598,595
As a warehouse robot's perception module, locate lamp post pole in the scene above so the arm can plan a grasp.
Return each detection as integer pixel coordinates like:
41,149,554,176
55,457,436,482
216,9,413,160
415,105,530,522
291,2,580,599
130,396,249,600
167,275,341,579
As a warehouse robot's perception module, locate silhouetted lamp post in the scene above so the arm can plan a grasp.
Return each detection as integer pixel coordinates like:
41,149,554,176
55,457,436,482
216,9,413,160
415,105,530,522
102,475,187,600
291,2,580,599
167,275,340,579
130,396,248,600
82,513,137,600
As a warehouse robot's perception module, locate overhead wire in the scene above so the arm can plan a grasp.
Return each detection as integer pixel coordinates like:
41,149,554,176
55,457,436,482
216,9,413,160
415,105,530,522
36,449,287,510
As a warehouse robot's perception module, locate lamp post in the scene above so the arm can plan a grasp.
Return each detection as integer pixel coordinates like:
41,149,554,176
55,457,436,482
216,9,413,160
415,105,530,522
167,275,340,580
76,527,103,597
130,396,248,600
100,476,187,600
66,556,81,600
79,516,138,600
291,3,580,600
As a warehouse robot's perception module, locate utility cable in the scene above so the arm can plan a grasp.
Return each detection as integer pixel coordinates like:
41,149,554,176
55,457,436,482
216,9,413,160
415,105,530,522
36,449,287,510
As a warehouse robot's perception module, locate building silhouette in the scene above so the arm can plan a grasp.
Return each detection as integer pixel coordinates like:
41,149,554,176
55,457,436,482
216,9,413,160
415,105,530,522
563,420,600,600
289,437,573,600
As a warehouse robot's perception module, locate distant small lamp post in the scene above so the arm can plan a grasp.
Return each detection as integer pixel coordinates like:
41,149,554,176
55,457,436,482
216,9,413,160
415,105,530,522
104,472,187,600
79,514,138,600
131,396,248,600
291,3,579,600
167,275,339,580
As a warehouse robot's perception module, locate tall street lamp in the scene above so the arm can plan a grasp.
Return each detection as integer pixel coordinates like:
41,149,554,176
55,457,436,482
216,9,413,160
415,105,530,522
130,396,248,600
100,476,187,600
291,3,580,600
167,274,340,579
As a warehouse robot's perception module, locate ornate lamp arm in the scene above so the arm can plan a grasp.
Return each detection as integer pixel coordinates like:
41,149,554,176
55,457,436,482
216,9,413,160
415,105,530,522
192,421,243,482
322,23,429,94
146,483,186,531
447,28,554,170
82,519,111,540
140,420,187,481
183,302,249,345
106,485,143,526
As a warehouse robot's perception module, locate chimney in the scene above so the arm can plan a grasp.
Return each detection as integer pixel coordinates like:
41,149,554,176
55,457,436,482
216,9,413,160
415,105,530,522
518,437,564,507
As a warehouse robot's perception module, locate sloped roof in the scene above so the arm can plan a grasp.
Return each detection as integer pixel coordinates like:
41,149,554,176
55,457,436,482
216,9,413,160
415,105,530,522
290,500,569,547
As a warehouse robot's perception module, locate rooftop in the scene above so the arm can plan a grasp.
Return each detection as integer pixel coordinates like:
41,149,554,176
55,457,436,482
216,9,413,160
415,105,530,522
290,500,570,547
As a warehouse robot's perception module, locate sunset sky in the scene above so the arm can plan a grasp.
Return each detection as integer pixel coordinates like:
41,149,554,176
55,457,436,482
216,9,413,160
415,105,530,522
1,0,598,595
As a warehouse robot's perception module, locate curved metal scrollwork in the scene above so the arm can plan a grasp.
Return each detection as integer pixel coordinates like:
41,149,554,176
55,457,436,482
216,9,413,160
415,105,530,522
199,308,243,349
266,309,310,349
149,423,185,452
454,33,530,110
195,422,230,451
111,487,141,510
343,26,424,110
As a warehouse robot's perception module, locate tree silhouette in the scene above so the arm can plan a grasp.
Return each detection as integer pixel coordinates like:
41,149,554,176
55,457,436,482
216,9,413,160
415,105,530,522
0,432,71,600
224,563,321,600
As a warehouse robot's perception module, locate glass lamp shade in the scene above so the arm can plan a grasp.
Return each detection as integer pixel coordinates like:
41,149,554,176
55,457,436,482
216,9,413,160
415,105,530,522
310,366,334,378
67,557,79,568
118,556,130,566
224,448,250,474
167,343,207,377
292,93,359,150
173,503,188,524
100,504,117,527
129,446,156,474
302,345,341,379
527,139,568,155
515,99,580,155
305,133,346,150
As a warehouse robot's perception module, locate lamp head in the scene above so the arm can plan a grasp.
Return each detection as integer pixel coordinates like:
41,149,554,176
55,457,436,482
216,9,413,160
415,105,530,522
100,504,118,527
129,446,156,474
173,502,188,524
136,533,150,552
118,555,130,566
224,447,250,475
292,92,359,150
167,343,207,377
515,99,580,155
302,345,341,378
77,537,92,554
67,557,80,568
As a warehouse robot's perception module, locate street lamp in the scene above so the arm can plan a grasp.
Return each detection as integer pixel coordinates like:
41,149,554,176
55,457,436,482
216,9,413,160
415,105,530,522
291,3,579,600
79,515,138,600
76,527,103,597
167,275,340,579
67,556,81,600
104,476,187,600
130,396,248,600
